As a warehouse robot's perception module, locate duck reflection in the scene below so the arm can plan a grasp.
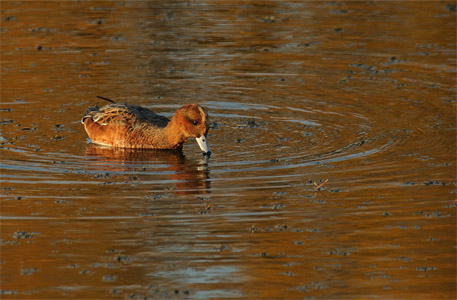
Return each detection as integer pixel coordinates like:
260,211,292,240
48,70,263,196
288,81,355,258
85,144,210,194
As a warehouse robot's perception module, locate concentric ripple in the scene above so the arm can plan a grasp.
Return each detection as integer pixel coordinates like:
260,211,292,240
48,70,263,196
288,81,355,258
190,97,404,192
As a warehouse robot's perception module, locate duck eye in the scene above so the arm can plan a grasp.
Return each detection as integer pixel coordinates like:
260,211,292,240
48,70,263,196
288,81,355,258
192,120,198,125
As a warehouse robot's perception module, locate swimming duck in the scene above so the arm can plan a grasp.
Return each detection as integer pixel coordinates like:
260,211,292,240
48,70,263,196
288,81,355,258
81,97,211,154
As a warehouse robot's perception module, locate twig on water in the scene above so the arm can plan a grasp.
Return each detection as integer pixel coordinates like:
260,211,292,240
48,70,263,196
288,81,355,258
314,179,328,191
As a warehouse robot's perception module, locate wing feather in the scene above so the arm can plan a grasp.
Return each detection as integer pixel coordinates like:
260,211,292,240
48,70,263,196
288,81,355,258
82,103,170,128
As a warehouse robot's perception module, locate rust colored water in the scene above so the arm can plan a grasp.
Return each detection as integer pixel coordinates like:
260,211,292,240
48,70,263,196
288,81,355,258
1,1,456,299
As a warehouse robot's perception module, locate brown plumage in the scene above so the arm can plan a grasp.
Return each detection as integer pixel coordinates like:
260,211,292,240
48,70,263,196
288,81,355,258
81,100,211,154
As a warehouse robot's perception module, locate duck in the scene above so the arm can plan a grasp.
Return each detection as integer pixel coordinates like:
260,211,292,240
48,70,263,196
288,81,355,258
81,96,211,154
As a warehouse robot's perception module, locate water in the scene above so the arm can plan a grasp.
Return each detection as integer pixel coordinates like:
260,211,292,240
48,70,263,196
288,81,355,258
1,1,456,299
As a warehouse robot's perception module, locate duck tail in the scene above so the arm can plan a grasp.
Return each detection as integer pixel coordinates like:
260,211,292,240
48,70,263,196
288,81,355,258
96,96,116,103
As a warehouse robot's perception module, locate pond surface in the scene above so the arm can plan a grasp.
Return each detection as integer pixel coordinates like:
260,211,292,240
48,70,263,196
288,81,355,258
1,1,456,299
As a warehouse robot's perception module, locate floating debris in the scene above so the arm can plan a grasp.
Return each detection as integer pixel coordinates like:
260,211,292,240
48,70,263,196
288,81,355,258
314,179,328,190
13,231,37,239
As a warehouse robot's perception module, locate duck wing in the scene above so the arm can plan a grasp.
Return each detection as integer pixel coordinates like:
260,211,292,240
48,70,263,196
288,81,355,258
82,103,170,128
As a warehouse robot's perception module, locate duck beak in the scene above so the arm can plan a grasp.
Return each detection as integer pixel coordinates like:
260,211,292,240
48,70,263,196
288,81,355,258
196,135,211,155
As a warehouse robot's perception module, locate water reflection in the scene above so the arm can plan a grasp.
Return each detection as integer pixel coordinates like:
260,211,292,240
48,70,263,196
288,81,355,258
84,144,210,194
147,266,244,299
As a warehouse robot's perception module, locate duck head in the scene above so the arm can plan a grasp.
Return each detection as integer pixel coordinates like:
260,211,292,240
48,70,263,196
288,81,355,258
173,104,211,155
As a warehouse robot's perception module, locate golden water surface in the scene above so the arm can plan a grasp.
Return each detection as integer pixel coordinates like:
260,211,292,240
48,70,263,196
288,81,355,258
1,1,456,299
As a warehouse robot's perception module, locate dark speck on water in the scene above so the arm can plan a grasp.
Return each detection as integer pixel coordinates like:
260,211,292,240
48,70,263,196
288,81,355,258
446,3,457,12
